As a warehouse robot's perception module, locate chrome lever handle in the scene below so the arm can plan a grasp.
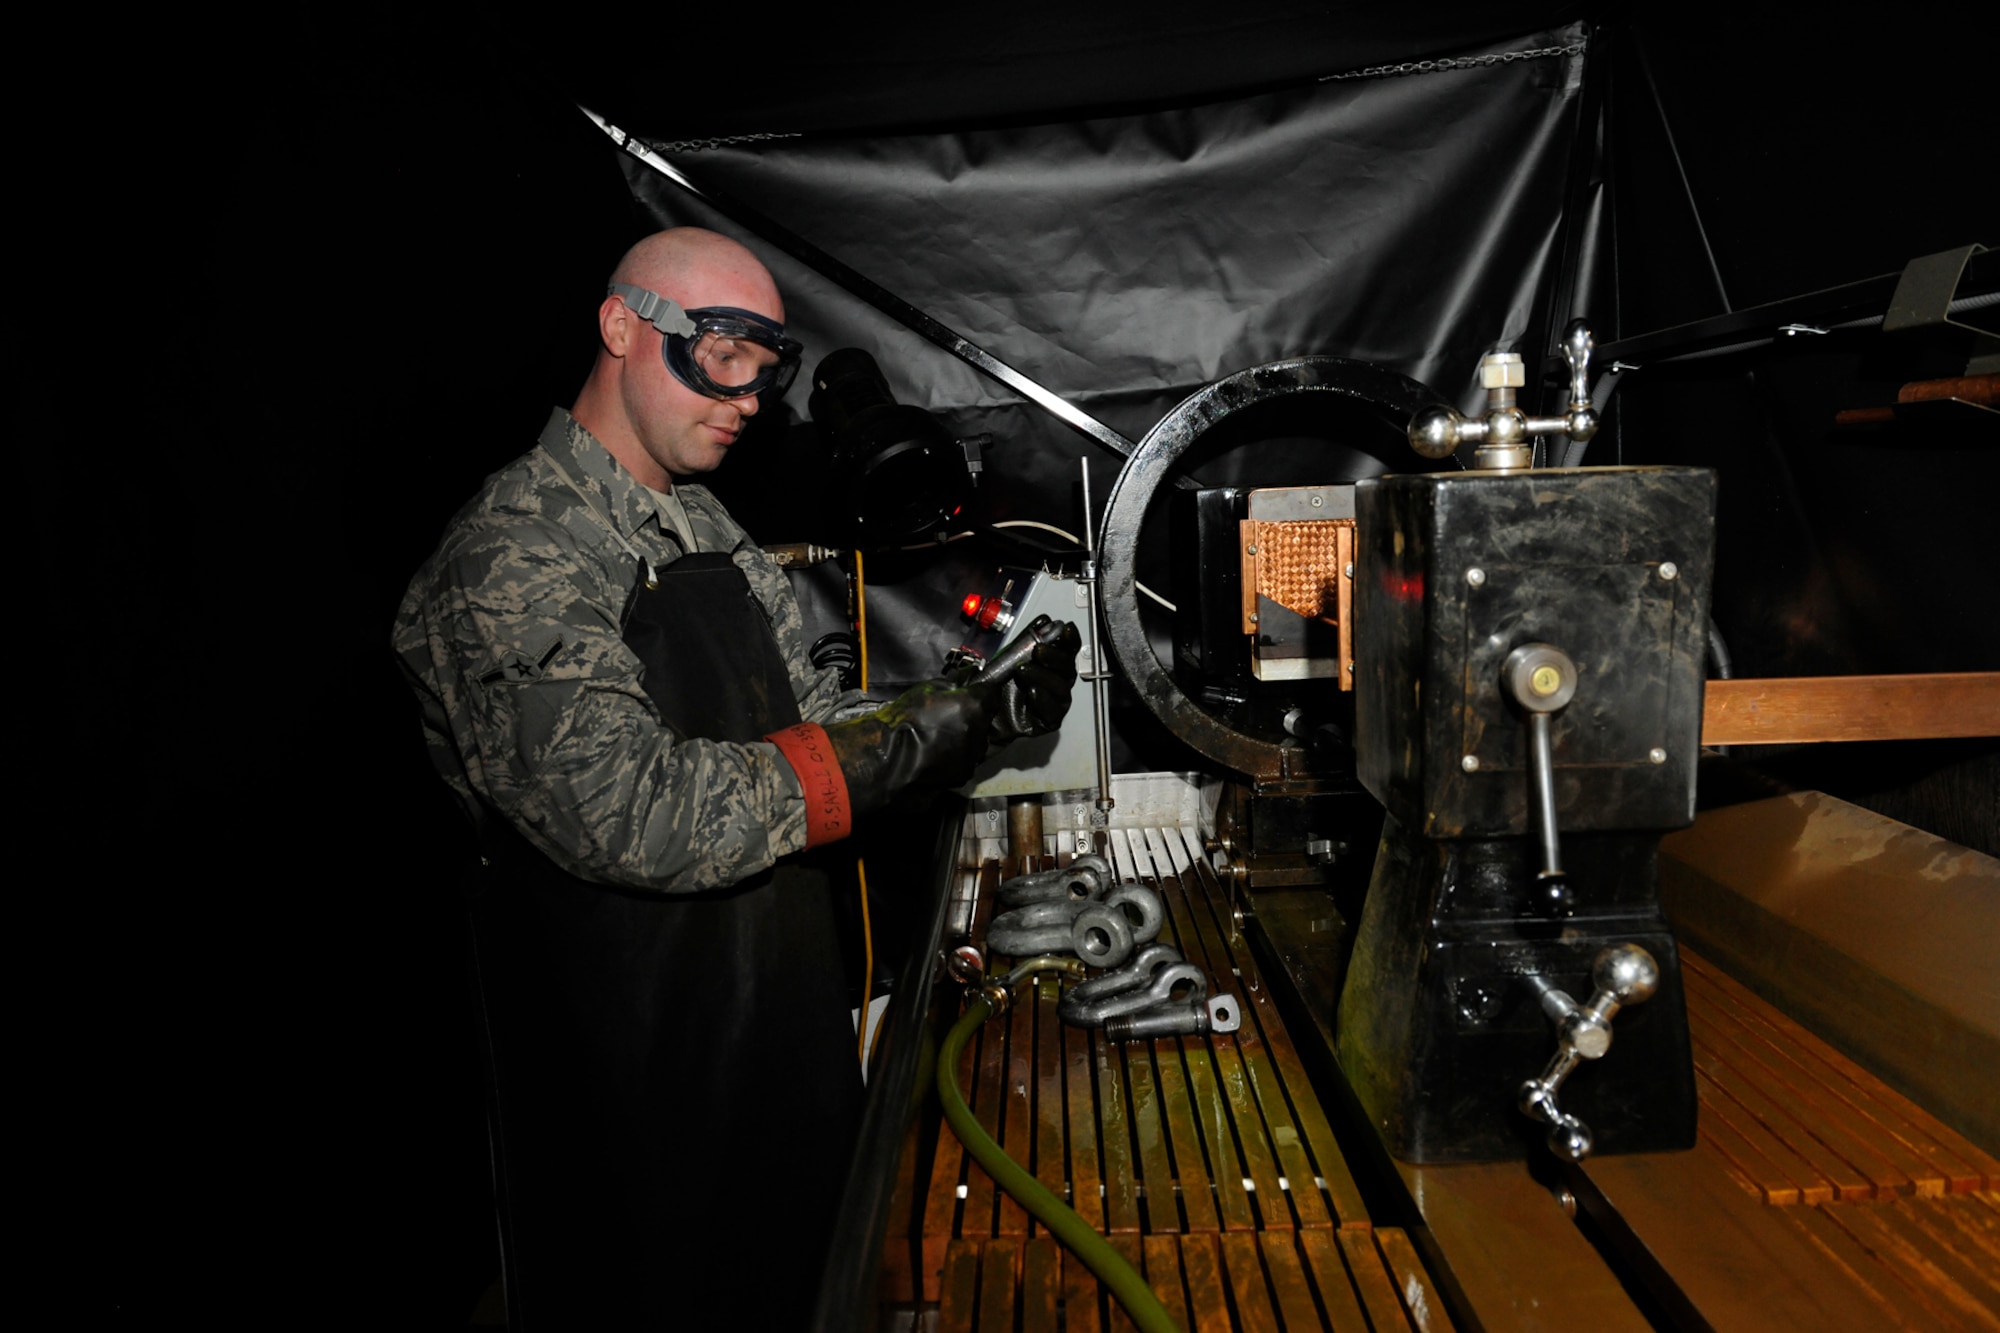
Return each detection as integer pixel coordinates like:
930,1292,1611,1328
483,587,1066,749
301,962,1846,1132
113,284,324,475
1502,643,1578,917
1518,943,1660,1160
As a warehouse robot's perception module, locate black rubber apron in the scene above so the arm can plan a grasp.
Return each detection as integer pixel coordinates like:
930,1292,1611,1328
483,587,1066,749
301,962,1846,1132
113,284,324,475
468,551,862,1330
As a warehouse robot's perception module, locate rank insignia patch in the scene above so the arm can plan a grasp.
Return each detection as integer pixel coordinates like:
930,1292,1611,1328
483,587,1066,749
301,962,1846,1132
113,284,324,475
480,638,564,686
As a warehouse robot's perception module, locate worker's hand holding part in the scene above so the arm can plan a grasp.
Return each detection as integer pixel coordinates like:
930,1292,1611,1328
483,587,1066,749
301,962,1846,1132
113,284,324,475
766,617,1082,844
983,618,1080,744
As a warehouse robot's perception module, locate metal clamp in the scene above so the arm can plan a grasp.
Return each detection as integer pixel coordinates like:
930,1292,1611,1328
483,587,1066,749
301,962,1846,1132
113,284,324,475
1518,943,1660,1160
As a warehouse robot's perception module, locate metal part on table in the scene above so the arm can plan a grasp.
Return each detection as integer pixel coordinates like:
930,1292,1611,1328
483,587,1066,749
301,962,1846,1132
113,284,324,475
1058,944,1205,1027
1405,319,1601,470
1104,994,1243,1042
1071,883,1164,967
986,899,1096,959
1518,944,1661,1160
994,854,1112,907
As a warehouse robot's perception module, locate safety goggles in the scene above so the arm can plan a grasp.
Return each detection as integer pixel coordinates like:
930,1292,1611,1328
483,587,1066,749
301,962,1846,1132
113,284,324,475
608,282,803,400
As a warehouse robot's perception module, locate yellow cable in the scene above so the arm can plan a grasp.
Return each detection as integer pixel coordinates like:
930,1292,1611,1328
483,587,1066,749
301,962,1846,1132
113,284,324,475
857,859,874,1067
855,549,873,1068
854,548,869,693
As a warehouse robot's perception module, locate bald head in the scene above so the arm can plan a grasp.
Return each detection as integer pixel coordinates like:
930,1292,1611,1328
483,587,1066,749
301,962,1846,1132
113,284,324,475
608,228,783,324
572,228,787,489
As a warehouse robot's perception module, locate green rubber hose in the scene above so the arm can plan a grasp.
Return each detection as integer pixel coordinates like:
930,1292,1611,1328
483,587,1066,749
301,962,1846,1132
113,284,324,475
937,990,1180,1333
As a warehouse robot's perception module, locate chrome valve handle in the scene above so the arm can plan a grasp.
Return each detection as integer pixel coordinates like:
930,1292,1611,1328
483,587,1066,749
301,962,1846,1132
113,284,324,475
1518,943,1661,1160
1407,319,1600,470
1502,642,1579,917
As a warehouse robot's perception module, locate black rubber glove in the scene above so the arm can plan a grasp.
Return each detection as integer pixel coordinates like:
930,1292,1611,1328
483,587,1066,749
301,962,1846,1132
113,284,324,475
985,620,1081,744
820,679,995,819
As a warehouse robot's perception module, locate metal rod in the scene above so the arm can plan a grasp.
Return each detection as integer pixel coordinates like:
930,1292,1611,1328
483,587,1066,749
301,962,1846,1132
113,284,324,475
1079,459,1116,815
1527,711,1564,881
581,106,1142,464
1632,31,1731,314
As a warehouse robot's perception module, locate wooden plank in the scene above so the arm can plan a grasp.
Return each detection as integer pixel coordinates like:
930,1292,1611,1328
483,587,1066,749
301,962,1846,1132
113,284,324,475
1375,1227,1458,1333
1143,1235,1191,1332
1695,1079,1809,1205
1339,1226,1414,1331
1179,852,1332,1228
1182,1037,1256,1232
1139,832,1237,1236
1154,858,1263,1231
1108,1236,1146,1333
1688,953,1999,1192
1124,1040,1182,1233
1691,1001,1900,1200
1778,1202,1967,1331
997,972,1034,1236
1179,1232,1235,1333
1033,971,1069,1237
1701,672,2000,744
1062,1245,1104,1333
1692,1038,1847,1204
1154,1035,1222,1233
1097,1023,1143,1233
1844,1201,2000,1328
1217,1231,1282,1333
923,997,975,1299
1020,1236,1061,1333
1260,1232,1326,1331
978,1237,1019,1333
1688,964,1942,1197
1584,1130,1945,1331
1905,1194,2000,1289
962,994,1010,1238
878,1113,925,1301
1296,1227,1373,1333
939,1238,982,1333
1065,1001,1107,1232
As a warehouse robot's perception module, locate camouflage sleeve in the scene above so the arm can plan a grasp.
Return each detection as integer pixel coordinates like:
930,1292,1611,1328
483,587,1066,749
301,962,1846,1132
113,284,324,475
411,522,808,893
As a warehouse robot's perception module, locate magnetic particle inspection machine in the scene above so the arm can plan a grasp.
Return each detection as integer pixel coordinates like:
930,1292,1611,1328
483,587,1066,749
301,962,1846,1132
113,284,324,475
816,319,1998,1333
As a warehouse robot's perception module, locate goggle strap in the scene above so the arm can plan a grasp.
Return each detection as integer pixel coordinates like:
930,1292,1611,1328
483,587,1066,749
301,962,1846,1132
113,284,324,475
607,283,697,339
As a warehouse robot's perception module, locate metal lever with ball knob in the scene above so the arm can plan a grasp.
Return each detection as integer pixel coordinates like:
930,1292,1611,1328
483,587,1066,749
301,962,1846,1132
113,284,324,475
1518,943,1661,1160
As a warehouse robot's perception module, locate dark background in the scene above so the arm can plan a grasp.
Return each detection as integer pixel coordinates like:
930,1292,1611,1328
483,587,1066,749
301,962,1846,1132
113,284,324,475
27,4,1988,1324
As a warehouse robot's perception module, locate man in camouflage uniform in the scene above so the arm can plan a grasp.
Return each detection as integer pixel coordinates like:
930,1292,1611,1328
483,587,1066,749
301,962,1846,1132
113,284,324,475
396,228,1076,1326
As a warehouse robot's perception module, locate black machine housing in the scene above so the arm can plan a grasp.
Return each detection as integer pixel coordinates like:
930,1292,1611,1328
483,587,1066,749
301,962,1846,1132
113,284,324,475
1338,465,1715,1161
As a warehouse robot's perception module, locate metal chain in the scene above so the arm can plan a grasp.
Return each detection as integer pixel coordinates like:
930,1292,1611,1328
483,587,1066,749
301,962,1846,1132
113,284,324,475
640,131,804,154
1321,41,1587,83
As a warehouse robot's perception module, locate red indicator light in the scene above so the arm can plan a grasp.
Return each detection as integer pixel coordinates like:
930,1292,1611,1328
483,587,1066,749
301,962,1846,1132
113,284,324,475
978,599,1007,629
960,593,984,621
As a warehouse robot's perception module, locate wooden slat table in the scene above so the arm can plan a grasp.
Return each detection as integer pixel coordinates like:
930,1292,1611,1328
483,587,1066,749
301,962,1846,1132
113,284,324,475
1577,951,2000,1332
893,830,1444,1331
